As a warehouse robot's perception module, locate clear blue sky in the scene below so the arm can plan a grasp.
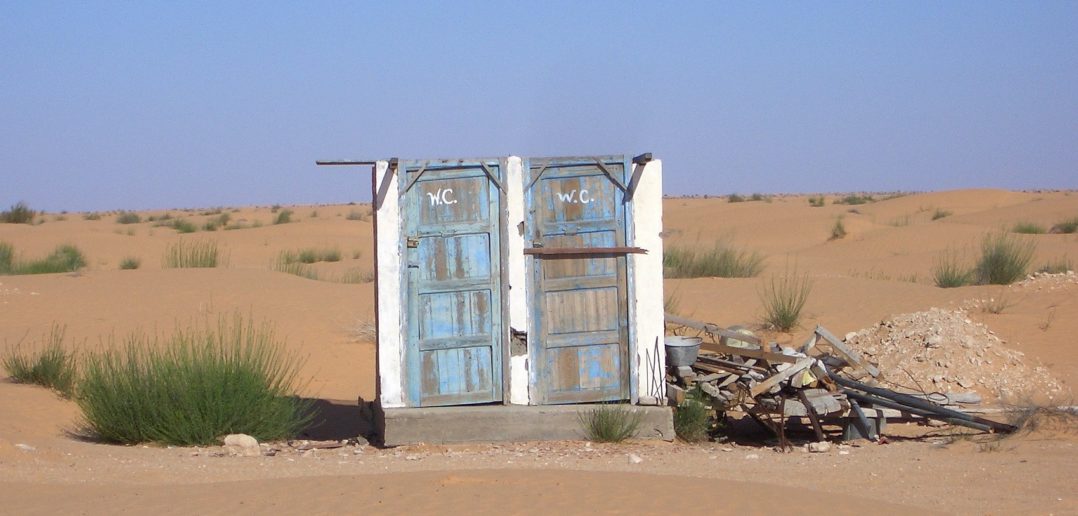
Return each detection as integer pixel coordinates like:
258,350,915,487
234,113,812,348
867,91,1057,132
2,1,1076,211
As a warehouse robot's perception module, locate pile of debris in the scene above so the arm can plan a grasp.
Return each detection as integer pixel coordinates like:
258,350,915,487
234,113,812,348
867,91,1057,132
844,308,1065,402
665,313,1018,445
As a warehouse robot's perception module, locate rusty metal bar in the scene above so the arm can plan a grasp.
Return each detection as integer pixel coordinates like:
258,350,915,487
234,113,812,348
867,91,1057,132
523,246,646,256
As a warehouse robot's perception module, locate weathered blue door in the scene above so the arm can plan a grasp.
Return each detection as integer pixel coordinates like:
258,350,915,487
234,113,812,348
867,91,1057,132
401,159,504,406
525,157,631,404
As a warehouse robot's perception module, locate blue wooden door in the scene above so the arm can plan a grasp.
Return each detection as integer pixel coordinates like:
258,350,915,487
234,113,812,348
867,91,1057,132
401,160,504,407
525,157,631,404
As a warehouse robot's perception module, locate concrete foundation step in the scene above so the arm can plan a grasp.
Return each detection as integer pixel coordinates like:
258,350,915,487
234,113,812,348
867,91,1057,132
380,404,674,446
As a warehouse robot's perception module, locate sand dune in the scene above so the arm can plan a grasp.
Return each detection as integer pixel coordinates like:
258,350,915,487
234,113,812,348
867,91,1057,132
2,189,1077,514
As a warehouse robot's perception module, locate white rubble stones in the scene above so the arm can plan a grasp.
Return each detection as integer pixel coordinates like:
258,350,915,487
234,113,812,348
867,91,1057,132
223,433,261,457
845,307,1066,402
627,453,643,464
807,442,831,453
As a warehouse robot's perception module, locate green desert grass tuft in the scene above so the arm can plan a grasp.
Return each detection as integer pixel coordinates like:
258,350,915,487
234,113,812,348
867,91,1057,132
1,201,35,224
1050,216,1078,234
119,257,141,270
674,388,711,443
578,404,642,443
829,216,847,240
932,208,952,221
1012,221,1046,234
1038,256,1072,274
933,249,973,288
834,194,874,205
2,244,88,275
663,241,764,278
83,212,102,221
975,231,1035,285
808,195,826,207
273,252,319,280
727,193,745,203
163,240,220,268
115,212,141,224
759,262,812,332
274,209,293,225
75,315,314,445
2,325,77,397
201,213,230,231
346,210,369,221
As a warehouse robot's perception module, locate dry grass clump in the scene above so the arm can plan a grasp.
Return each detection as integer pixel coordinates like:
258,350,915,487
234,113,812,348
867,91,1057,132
1049,216,1078,234
274,209,293,225
933,249,973,288
0,243,86,275
1011,221,1045,234
119,257,141,270
2,325,77,397
834,194,874,205
1038,256,1072,274
829,216,847,240
578,404,642,443
808,195,826,207
758,262,812,332
1,202,35,224
931,208,952,220
663,241,764,278
76,315,314,445
673,388,711,443
163,241,220,268
115,212,141,224
975,231,1035,285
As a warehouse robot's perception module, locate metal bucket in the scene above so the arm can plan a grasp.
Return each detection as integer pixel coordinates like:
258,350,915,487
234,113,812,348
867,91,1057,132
664,336,702,367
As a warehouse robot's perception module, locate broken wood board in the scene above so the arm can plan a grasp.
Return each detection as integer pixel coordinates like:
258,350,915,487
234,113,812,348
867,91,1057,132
749,357,816,397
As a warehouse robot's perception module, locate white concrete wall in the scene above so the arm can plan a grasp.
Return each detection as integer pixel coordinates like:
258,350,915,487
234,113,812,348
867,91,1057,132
374,160,405,408
631,160,666,404
505,156,531,405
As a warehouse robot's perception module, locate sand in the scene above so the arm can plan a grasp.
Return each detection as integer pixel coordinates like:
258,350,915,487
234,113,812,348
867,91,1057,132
1,191,1077,514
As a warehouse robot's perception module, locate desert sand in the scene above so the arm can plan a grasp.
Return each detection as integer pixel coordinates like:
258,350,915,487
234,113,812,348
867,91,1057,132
1,190,1077,514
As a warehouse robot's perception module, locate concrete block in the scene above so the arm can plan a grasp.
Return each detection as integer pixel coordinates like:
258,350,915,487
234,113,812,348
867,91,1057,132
381,404,674,446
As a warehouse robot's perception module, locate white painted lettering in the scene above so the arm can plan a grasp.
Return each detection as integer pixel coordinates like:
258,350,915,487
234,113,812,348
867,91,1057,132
427,188,458,206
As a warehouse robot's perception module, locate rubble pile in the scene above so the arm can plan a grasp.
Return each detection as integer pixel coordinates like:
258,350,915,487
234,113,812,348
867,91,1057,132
844,308,1066,402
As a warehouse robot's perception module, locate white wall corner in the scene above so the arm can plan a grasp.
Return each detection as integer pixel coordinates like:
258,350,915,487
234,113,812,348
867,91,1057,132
505,156,532,405
632,159,666,405
374,160,405,408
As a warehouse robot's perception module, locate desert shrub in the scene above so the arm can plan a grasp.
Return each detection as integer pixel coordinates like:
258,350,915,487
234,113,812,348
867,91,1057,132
933,250,973,288
749,193,766,202
727,194,745,203
346,210,369,221
274,209,293,225
830,217,847,240
1038,256,1072,274
163,240,220,268
975,231,1035,285
578,404,642,443
2,325,77,397
119,257,141,270
1,202,35,224
273,252,319,280
115,212,141,224
834,194,874,205
979,290,1015,315
663,242,764,278
1050,217,1078,234
16,244,86,274
202,213,230,231
170,219,197,233
83,212,102,221
808,195,826,207
270,204,282,213
75,315,314,445
759,263,812,332
0,242,12,274
674,388,711,443
932,208,952,221
1012,222,1045,234
337,269,374,284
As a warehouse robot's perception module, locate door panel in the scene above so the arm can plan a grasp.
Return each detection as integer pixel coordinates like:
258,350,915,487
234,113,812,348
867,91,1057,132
402,161,503,406
526,158,631,404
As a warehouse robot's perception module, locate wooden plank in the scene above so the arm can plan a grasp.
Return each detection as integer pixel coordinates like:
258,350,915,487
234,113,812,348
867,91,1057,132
707,343,800,364
524,246,646,256
798,390,826,442
664,314,764,347
749,358,815,397
814,325,880,378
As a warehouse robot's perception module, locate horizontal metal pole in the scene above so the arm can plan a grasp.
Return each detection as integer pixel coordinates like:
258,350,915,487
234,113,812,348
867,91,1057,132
315,160,378,166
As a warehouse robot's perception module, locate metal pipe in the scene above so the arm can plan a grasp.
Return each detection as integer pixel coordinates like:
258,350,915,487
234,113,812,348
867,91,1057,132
847,398,878,441
844,390,993,433
829,372,1015,433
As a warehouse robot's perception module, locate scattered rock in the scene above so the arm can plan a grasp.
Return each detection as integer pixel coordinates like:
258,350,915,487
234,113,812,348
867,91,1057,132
807,442,831,453
744,453,760,460
223,434,261,457
15,443,35,452
627,453,643,464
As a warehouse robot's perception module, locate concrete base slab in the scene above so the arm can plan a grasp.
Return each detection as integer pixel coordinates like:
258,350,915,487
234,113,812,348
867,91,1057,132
381,404,674,446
